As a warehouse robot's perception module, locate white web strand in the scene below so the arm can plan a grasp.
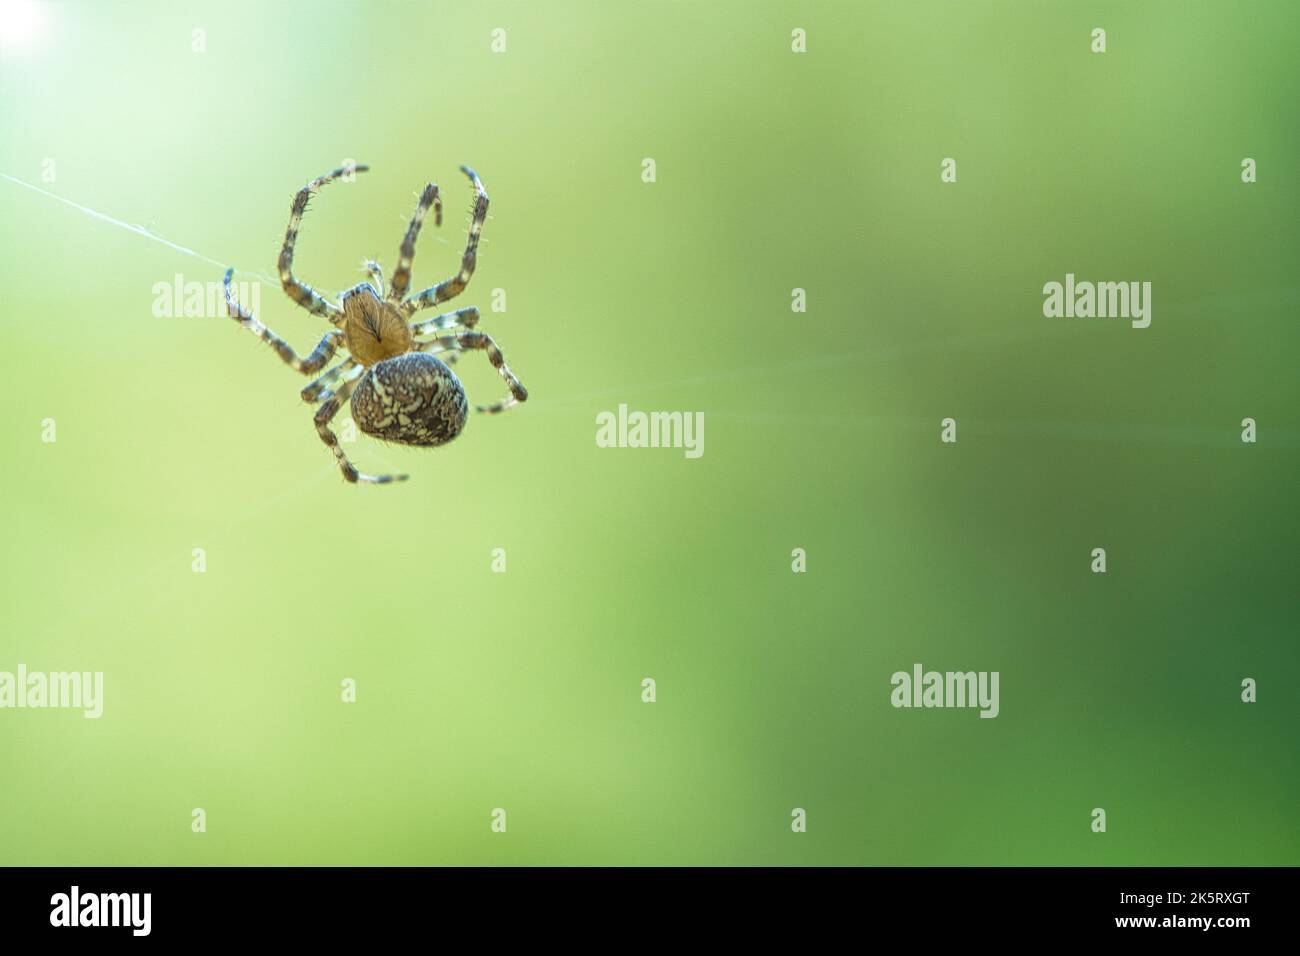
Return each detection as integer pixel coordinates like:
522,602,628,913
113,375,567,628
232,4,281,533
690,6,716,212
0,170,280,288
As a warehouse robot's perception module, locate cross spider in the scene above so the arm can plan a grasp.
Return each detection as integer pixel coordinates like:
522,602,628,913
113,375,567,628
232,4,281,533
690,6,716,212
223,163,527,484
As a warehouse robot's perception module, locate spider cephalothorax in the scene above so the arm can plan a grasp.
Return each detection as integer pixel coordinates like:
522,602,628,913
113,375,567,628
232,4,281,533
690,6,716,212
223,163,527,483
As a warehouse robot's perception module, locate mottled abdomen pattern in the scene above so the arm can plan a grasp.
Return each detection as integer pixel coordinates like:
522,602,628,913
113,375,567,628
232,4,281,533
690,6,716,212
351,353,468,447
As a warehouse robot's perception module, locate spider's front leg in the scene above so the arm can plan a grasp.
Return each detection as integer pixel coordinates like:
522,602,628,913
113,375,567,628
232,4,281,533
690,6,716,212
388,182,442,303
224,270,342,374
313,370,409,484
364,259,385,297
401,166,488,318
280,163,370,324
419,330,527,415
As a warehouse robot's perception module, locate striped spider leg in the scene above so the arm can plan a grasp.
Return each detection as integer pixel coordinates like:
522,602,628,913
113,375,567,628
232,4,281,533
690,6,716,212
400,166,488,319
223,163,526,485
300,357,359,404
364,259,385,298
389,182,443,303
280,163,370,324
312,365,408,485
224,269,342,374
409,306,482,368
417,331,527,415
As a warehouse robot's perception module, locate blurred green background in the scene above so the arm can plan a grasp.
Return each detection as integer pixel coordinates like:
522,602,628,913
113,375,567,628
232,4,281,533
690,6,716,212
1,0,1296,866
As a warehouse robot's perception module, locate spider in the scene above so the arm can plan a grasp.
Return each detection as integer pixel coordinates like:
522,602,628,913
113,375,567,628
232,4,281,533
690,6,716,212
222,163,527,484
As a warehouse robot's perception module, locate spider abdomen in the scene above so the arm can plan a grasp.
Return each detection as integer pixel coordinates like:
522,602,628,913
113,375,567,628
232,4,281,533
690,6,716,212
350,352,468,447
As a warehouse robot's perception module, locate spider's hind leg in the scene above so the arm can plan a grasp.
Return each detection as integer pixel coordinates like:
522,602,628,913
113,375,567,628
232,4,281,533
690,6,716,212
314,369,409,485
301,357,358,403
420,330,526,415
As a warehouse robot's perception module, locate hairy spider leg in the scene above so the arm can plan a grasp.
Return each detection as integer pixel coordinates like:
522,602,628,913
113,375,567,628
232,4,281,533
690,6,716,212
301,357,359,403
389,182,443,303
313,367,408,484
280,163,370,323
364,259,385,297
224,269,342,374
419,330,527,415
410,306,480,338
401,167,488,318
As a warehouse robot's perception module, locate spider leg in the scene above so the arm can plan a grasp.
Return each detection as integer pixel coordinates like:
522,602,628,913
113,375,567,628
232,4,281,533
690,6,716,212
410,307,481,365
280,164,370,324
364,260,385,297
224,269,343,374
413,338,462,366
388,182,443,304
314,368,409,484
409,306,479,338
301,357,358,403
420,330,526,415
400,167,488,318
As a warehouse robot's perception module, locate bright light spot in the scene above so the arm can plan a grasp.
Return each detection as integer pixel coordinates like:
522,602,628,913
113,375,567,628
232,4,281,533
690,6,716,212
0,0,45,48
